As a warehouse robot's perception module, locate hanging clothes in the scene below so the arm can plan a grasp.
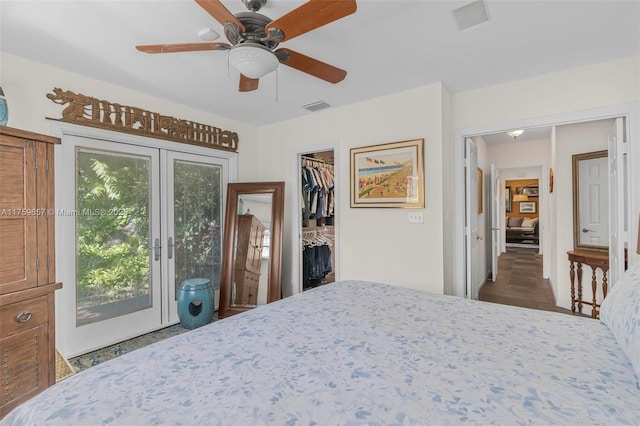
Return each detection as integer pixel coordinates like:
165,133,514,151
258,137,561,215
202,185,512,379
301,228,334,289
301,159,335,224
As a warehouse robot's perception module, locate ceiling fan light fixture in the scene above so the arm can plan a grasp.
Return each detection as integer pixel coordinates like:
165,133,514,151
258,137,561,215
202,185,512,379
228,43,279,79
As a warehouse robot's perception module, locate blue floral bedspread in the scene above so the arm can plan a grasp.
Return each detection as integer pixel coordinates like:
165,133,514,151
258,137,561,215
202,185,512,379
3,280,639,425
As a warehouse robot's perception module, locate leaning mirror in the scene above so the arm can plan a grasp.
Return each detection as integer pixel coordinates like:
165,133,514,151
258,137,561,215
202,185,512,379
218,182,285,318
572,150,608,252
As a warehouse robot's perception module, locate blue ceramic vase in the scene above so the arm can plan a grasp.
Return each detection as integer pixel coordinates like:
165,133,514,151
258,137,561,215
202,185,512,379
0,86,8,126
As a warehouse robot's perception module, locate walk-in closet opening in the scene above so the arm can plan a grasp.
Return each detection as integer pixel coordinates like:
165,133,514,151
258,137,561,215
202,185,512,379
299,149,336,291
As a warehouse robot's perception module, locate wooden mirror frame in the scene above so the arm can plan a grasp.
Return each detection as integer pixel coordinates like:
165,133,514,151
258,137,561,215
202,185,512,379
218,182,285,318
572,150,608,252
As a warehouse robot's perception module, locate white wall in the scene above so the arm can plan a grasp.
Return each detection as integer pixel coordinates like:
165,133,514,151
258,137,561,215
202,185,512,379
452,56,640,129
486,139,551,169
441,86,455,295
449,55,640,302
258,83,447,297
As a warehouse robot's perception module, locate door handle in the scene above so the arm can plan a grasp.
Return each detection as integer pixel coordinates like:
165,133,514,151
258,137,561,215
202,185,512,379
582,228,594,233
153,238,161,261
168,237,174,259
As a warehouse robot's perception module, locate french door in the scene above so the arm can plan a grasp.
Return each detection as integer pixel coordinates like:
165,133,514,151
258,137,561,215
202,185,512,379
164,151,225,322
57,132,229,357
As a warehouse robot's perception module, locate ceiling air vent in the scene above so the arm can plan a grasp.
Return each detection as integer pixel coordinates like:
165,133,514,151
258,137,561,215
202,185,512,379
302,100,331,112
451,0,490,31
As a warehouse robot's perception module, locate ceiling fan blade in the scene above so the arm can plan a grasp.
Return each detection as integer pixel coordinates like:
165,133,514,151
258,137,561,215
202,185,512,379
136,42,231,54
194,0,246,32
239,74,259,92
266,0,356,42
276,48,346,83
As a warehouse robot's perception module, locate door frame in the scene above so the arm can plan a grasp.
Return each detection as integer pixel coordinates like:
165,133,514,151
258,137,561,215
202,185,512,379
490,163,499,282
291,141,340,298
452,102,639,299
52,122,237,357
464,138,479,299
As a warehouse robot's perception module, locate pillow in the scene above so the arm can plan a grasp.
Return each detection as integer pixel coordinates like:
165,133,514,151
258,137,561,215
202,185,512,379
507,217,523,227
521,217,539,229
599,263,640,388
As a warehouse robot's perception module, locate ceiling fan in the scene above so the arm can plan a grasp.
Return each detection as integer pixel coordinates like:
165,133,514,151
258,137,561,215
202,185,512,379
136,0,357,92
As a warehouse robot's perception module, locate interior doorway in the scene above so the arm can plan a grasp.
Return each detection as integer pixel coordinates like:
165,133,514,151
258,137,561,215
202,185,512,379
458,113,630,313
298,149,336,291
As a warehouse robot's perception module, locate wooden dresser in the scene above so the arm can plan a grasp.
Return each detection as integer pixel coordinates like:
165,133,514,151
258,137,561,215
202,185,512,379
0,126,61,418
233,214,265,306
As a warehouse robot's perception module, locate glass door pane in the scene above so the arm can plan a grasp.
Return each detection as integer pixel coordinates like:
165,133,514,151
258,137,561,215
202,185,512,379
76,148,153,325
167,152,226,321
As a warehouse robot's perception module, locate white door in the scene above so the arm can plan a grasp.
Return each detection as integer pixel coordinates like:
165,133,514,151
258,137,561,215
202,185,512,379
58,136,228,356
490,164,500,281
465,138,479,299
164,151,228,322
58,135,162,356
578,156,609,245
608,117,626,286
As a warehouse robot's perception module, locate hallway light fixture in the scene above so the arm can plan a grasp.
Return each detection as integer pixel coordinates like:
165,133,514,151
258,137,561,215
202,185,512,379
507,129,524,140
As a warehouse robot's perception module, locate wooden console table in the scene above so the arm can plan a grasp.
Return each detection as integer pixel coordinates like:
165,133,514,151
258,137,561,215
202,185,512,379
567,250,608,319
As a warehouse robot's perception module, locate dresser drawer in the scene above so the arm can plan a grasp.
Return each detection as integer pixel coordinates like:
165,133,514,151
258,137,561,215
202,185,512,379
0,296,48,339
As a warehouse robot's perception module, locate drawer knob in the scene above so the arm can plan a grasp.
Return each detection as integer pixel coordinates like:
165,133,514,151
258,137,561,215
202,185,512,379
15,311,32,323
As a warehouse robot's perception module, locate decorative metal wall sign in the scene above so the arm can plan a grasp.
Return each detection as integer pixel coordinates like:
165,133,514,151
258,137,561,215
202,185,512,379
47,88,238,152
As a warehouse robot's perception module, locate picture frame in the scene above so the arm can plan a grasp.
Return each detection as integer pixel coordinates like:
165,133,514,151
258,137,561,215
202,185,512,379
350,138,424,208
522,186,539,197
519,201,536,214
477,167,483,214
505,187,512,212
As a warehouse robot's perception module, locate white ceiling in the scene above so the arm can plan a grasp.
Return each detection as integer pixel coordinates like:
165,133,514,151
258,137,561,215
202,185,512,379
480,126,552,145
1,0,639,127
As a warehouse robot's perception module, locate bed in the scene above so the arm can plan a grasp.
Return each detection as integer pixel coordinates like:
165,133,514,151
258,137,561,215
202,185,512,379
2,269,640,425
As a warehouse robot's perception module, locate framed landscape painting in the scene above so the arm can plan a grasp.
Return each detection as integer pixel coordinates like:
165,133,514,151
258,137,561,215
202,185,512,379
519,201,536,213
350,139,424,208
